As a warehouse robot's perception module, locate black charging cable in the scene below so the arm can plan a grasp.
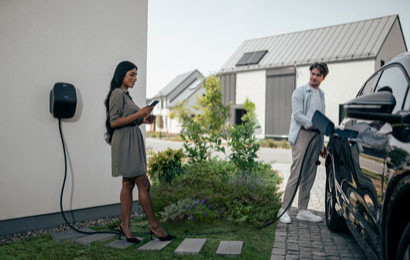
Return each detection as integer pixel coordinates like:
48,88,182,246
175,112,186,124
58,119,120,236
258,132,320,229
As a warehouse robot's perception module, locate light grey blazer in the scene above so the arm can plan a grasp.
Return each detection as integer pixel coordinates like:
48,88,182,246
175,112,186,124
288,83,325,151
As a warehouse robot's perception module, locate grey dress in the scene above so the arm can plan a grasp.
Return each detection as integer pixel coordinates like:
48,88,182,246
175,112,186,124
109,88,146,177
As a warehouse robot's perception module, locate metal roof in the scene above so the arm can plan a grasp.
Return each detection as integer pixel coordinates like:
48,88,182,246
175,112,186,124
152,70,197,98
168,78,203,108
221,15,399,73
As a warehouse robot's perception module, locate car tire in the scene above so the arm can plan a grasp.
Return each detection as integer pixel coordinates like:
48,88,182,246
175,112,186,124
325,163,346,232
395,218,410,260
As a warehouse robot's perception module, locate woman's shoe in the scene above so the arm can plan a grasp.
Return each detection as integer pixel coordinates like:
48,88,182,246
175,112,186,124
147,226,175,241
118,225,141,244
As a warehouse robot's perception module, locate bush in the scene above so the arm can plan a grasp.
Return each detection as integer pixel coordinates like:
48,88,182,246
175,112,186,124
151,159,234,212
262,139,277,148
151,160,282,226
160,198,225,224
279,139,290,149
147,148,184,185
159,198,197,222
173,74,230,163
228,98,260,172
223,164,281,225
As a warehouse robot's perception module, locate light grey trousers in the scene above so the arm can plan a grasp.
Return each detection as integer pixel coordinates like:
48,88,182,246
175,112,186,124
282,129,320,210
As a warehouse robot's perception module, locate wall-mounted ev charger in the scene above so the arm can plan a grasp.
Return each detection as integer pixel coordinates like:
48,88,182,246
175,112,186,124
49,82,77,119
49,82,119,237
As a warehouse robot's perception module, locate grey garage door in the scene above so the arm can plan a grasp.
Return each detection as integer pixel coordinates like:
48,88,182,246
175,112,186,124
265,68,295,137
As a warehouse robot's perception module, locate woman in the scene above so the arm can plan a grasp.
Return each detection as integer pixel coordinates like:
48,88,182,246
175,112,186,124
104,61,174,243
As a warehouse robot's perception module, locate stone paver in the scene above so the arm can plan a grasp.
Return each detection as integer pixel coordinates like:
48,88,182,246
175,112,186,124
51,228,94,242
216,241,243,257
106,237,144,249
174,238,207,255
138,239,173,251
271,208,367,260
75,233,116,246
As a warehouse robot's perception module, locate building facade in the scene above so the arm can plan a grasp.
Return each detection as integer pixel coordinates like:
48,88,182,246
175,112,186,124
0,0,148,235
220,15,407,138
149,70,204,134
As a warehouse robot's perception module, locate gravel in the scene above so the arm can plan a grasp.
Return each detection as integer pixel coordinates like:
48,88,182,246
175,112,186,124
0,207,143,246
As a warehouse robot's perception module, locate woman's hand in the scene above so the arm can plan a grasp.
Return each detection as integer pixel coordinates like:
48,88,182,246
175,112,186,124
139,106,154,118
143,114,156,124
110,106,153,129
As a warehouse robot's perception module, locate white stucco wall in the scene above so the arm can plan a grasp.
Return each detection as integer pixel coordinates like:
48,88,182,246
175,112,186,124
236,70,266,137
296,60,375,125
0,0,148,220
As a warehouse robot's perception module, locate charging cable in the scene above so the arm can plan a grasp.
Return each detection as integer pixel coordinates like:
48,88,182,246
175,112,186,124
258,132,320,229
57,120,319,236
58,119,119,236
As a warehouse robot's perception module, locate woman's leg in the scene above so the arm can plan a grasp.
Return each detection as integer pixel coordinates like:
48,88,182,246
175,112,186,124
120,178,135,238
135,174,167,237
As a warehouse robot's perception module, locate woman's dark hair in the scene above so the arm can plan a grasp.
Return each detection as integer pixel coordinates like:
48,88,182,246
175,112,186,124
309,62,329,78
104,61,137,144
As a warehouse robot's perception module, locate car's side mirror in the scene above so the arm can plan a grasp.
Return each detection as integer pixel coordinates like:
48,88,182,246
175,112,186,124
343,92,401,123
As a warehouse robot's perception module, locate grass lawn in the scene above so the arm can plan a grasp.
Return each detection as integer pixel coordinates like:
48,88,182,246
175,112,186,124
0,217,277,260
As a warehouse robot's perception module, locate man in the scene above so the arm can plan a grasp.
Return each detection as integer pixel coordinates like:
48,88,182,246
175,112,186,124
279,62,328,224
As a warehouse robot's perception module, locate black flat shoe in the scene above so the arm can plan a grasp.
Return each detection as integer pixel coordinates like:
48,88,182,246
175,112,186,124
119,225,141,244
147,226,175,241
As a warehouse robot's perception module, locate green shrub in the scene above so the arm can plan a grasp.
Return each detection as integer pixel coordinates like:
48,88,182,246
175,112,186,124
159,198,197,222
228,98,260,172
147,148,184,184
186,198,224,224
223,164,281,225
151,160,282,227
263,139,277,148
151,159,234,213
181,122,210,163
279,139,290,149
174,74,230,163
160,198,225,224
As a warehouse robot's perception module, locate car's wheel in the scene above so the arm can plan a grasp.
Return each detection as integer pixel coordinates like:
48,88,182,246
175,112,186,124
395,218,410,260
325,162,346,231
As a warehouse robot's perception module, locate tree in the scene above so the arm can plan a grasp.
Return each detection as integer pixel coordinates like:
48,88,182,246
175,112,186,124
228,98,261,173
172,74,230,162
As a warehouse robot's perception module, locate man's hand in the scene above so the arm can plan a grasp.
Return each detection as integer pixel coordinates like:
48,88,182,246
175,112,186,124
143,114,155,124
320,146,327,158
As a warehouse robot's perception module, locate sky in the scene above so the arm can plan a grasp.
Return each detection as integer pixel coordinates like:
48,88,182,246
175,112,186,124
146,0,410,98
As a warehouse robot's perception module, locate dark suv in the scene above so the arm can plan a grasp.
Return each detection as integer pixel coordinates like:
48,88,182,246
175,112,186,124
325,52,410,260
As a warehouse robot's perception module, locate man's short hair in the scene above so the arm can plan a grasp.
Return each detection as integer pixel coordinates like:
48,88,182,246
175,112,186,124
309,62,329,78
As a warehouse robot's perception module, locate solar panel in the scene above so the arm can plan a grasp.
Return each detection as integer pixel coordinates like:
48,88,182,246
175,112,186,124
236,52,253,66
236,50,268,66
248,50,268,65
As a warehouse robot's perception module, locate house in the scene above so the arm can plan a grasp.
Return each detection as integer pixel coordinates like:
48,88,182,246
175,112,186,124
220,15,407,138
0,0,148,236
148,70,204,134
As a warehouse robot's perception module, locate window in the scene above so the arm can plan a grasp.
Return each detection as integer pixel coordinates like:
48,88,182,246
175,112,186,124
375,66,409,113
235,108,247,125
236,50,268,66
359,71,380,96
